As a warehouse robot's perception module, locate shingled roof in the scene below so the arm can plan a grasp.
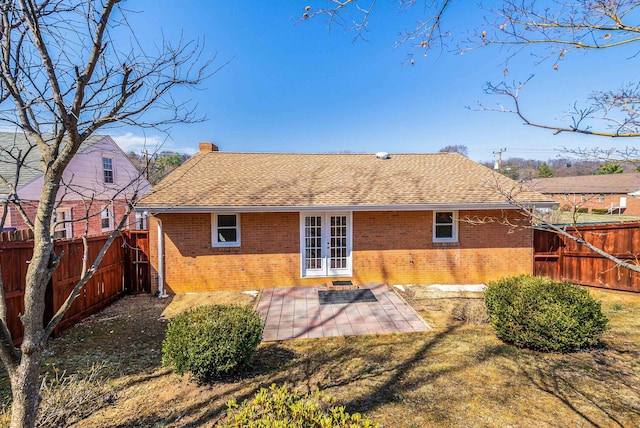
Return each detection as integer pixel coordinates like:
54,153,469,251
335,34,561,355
0,133,106,199
140,149,554,211
529,173,640,195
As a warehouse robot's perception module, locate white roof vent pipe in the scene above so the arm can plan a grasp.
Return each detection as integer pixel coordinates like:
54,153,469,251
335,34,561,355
376,151,390,160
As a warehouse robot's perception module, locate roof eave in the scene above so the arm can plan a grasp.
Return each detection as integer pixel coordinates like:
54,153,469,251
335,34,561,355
138,201,558,214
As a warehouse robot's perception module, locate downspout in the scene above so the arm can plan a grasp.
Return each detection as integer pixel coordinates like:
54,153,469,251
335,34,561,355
156,216,168,298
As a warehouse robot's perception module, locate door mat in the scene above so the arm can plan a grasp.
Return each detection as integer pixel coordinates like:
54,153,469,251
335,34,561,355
318,289,378,305
327,280,358,290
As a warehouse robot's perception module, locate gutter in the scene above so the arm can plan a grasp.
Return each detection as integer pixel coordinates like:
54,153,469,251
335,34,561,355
156,216,168,298
137,201,558,214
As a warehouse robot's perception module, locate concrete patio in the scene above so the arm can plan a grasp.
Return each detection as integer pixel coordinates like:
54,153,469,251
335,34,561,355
256,283,430,341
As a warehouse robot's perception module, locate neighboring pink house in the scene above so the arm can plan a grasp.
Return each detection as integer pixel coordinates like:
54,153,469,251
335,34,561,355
0,133,150,238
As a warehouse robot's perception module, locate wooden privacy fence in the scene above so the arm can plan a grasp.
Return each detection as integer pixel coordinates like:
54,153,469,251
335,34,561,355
534,222,640,292
0,230,150,345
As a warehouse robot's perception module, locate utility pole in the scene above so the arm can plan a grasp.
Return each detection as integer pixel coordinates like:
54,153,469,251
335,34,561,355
493,148,506,170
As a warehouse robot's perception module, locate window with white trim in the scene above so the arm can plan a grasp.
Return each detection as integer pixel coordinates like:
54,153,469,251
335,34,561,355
102,156,114,184
101,205,114,231
135,211,148,230
433,211,458,242
53,207,72,239
212,213,241,247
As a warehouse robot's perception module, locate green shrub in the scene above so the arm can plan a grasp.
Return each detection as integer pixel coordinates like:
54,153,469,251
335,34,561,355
223,384,379,428
591,208,609,215
162,304,263,382
484,275,608,352
574,207,588,213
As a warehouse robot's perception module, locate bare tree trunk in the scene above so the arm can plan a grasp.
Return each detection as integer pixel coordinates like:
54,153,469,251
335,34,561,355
9,353,43,428
7,178,59,427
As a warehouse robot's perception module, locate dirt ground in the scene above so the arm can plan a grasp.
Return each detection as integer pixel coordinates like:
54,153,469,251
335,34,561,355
1,285,639,427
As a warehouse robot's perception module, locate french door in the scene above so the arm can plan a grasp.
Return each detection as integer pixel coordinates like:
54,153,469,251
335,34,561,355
300,212,352,277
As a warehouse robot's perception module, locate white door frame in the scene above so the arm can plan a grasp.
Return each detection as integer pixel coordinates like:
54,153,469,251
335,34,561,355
300,212,352,278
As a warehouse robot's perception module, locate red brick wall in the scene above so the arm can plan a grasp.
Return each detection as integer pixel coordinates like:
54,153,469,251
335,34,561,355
151,210,533,294
552,193,640,216
3,200,135,237
352,210,531,285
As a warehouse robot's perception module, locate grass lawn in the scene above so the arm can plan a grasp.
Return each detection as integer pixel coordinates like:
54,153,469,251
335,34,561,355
1,286,640,427
552,211,640,225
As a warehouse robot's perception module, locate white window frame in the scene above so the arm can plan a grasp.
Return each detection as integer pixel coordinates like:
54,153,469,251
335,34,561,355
135,211,148,230
433,210,458,243
211,213,241,248
54,207,73,239
101,205,114,232
102,155,115,184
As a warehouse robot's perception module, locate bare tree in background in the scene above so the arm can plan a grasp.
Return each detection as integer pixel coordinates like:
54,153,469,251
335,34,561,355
0,1,211,427
439,144,468,157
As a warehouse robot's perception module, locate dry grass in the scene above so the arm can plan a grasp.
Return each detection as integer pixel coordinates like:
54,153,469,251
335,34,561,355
160,291,258,319
1,286,639,427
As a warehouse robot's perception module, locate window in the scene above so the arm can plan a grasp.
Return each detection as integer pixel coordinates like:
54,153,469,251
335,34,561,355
433,211,458,242
135,211,148,230
599,194,605,203
102,156,114,184
53,208,72,239
580,194,586,203
212,213,240,247
101,205,114,231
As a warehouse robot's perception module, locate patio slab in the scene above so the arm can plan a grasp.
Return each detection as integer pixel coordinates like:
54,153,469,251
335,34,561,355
257,283,430,341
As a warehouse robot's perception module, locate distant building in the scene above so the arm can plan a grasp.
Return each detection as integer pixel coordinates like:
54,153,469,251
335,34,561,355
529,173,640,216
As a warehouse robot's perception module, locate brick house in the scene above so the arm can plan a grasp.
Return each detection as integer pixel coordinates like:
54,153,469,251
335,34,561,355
138,143,555,294
0,133,151,238
529,174,640,216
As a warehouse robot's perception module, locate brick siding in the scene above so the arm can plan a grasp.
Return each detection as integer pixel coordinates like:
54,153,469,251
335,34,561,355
2,200,135,237
150,209,533,294
551,193,640,216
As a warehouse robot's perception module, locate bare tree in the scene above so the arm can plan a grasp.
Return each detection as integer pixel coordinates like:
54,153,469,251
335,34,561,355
305,1,640,140
0,1,210,427
439,144,468,157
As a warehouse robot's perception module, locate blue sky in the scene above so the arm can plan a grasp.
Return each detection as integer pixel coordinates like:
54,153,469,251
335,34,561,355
110,1,638,163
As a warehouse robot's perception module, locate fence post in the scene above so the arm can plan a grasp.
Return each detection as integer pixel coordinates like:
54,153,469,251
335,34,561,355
557,233,564,281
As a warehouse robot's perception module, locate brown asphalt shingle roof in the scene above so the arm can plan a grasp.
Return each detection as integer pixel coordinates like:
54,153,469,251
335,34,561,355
140,152,553,209
529,173,640,194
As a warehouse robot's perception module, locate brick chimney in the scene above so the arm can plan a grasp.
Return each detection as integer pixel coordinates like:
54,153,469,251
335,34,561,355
198,142,219,152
